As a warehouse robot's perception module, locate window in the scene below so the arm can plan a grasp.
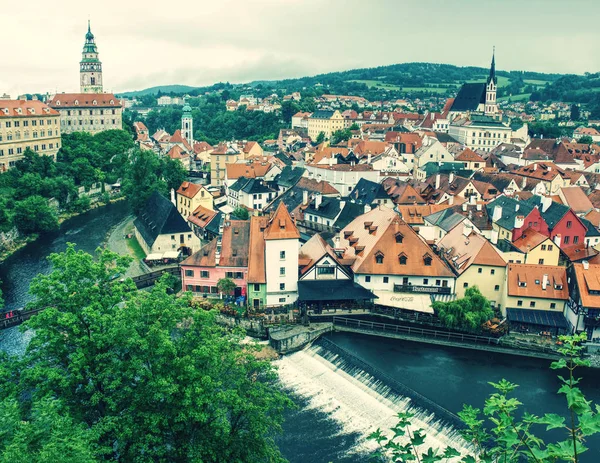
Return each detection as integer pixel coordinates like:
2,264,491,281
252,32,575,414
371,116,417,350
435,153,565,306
279,298,286,303
200,271,209,278
253,284,260,291
365,276,371,283
517,300,523,306
423,278,429,285
383,277,389,284
550,303,556,309
280,267,285,276
563,236,570,245
318,266,335,275
574,236,579,244
280,283,285,291
423,255,432,266
491,269,495,275
399,254,407,265
436,280,441,286
530,301,536,308
478,268,482,274
566,221,572,229
186,285,193,291
548,245,553,251
225,272,234,279
280,250,286,259
494,285,500,291
395,232,403,243
538,259,544,265
541,244,547,251
463,282,469,288
184,270,194,277
375,253,384,264
171,235,175,240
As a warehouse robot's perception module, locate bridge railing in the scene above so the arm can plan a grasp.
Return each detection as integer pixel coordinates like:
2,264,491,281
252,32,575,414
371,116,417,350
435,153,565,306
332,316,500,346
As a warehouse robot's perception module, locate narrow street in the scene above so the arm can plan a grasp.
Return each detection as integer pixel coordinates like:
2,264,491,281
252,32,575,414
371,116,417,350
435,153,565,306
105,215,149,278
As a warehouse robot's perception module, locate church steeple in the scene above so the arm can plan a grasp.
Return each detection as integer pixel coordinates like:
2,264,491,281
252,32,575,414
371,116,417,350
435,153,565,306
487,47,497,86
80,21,103,93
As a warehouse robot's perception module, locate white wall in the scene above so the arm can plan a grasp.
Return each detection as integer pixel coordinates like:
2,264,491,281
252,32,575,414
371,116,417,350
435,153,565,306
265,238,299,306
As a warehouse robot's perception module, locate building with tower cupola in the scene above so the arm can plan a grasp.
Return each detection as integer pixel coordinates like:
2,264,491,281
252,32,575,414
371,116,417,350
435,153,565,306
48,21,123,134
181,105,194,146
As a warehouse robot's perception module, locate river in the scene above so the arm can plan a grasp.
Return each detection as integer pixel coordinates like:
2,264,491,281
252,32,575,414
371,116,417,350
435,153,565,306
1,203,599,461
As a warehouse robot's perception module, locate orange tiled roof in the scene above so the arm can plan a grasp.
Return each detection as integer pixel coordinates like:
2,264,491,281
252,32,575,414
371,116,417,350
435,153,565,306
263,202,300,240
177,181,203,199
226,162,272,180
506,263,568,300
48,93,122,108
0,99,59,117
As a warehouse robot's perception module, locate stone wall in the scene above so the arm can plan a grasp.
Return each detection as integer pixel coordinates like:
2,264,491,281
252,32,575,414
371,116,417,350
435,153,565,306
269,323,333,354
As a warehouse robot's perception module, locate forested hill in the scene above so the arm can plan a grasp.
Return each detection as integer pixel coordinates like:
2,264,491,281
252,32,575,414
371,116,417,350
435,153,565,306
118,62,565,101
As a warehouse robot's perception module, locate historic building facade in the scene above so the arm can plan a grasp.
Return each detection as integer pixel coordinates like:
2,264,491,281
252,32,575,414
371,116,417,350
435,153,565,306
80,21,103,93
0,99,61,171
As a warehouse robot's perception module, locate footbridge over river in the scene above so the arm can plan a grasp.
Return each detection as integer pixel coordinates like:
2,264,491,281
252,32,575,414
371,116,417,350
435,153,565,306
0,266,180,330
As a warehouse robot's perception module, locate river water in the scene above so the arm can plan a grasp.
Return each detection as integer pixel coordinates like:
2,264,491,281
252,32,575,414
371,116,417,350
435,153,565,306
1,203,599,461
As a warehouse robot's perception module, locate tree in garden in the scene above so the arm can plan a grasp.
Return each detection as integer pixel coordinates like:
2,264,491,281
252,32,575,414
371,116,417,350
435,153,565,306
432,286,493,331
217,277,237,296
578,135,594,145
369,333,600,463
331,129,352,145
2,245,291,462
122,148,166,213
232,206,250,220
315,131,326,145
12,195,59,234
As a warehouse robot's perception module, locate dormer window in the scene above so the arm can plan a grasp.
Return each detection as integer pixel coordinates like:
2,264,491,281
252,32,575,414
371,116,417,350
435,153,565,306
375,252,384,264
74,100,79,106
555,284,563,290
93,100,97,106
423,254,432,266
518,281,527,287
55,101,60,106
399,253,407,265
395,232,404,244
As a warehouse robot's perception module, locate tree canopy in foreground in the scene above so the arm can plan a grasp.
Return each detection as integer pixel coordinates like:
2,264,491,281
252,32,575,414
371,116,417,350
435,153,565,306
0,244,291,462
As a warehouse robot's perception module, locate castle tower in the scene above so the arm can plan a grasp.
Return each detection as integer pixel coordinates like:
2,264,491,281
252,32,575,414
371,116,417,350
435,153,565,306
80,21,103,93
485,48,498,116
182,104,194,146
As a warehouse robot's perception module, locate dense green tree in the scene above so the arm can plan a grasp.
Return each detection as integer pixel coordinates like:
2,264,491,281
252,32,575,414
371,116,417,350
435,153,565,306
432,287,493,331
13,245,290,462
315,131,326,144
571,103,581,121
161,156,188,193
12,196,59,234
217,277,237,296
331,129,352,145
122,149,166,213
232,206,250,220
578,135,594,145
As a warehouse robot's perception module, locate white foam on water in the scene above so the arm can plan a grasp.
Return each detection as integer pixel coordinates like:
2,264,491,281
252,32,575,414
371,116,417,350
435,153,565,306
275,343,471,460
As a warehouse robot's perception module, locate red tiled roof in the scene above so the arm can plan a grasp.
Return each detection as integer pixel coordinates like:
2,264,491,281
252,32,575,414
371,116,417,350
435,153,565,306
0,99,59,117
48,93,122,108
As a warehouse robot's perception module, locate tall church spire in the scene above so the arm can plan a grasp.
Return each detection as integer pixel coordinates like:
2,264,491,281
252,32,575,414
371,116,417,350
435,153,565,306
487,46,497,85
80,21,103,93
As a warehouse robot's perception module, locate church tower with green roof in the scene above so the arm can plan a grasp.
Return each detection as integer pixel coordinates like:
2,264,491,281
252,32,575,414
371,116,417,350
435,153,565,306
80,21,103,93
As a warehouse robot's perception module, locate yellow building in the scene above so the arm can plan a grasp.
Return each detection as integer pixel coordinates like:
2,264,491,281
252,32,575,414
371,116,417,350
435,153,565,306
307,110,344,141
502,264,569,333
210,143,244,187
512,229,560,266
0,99,61,171
176,181,213,218
437,225,507,306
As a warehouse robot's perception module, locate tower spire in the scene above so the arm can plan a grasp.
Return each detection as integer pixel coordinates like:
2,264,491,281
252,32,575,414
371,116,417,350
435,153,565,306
88,19,91,33
488,46,497,85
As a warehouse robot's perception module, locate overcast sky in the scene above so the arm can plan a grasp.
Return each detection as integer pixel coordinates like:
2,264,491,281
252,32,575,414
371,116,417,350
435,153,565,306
1,0,599,96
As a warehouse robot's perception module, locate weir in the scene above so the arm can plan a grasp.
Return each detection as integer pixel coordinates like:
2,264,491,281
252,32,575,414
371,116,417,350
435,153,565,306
276,336,471,459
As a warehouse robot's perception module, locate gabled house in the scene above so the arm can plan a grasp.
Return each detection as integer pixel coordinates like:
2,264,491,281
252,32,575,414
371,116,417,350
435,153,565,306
438,223,507,305
227,177,277,211
176,181,213,218
381,178,427,205
566,262,600,342
134,191,201,256
348,178,393,208
187,205,221,241
180,220,250,298
511,227,560,266
486,196,549,242
338,207,455,313
512,162,571,195
454,148,485,171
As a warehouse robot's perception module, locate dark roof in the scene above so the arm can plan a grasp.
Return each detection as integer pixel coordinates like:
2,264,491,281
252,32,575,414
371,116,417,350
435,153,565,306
310,110,336,119
507,308,567,329
305,197,342,220
523,197,570,229
348,178,388,206
205,211,223,236
134,191,191,247
229,177,276,194
434,132,459,144
581,217,600,237
298,279,376,302
276,166,305,189
495,239,524,254
472,172,516,192
335,202,365,229
425,208,466,232
486,196,535,230
450,83,486,112
274,152,293,166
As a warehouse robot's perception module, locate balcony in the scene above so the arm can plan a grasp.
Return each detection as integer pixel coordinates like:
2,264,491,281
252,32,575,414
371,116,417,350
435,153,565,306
393,284,451,295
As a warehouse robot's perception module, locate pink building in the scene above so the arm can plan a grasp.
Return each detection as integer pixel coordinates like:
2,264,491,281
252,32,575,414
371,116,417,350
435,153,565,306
180,220,250,298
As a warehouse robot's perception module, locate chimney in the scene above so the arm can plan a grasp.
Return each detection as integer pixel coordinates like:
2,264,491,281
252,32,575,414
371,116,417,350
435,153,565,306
522,176,527,189
583,260,590,270
329,156,333,167
170,188,176,206
491,229,499,244
334,235,340,247
340,200,346,210
449,195,454,205
462,202,468,212
533,163,537,170
492,205,503,222
449,171,455,183
542,274,549,290
303,190,308,205
476,203,482,211
541,196,552,213
469,194,476,205
463,222,472,237
554,234,561,248
515,203,520,212
435,173,441,190
367,153,372,164
315,193,322,210
515,215,525,229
